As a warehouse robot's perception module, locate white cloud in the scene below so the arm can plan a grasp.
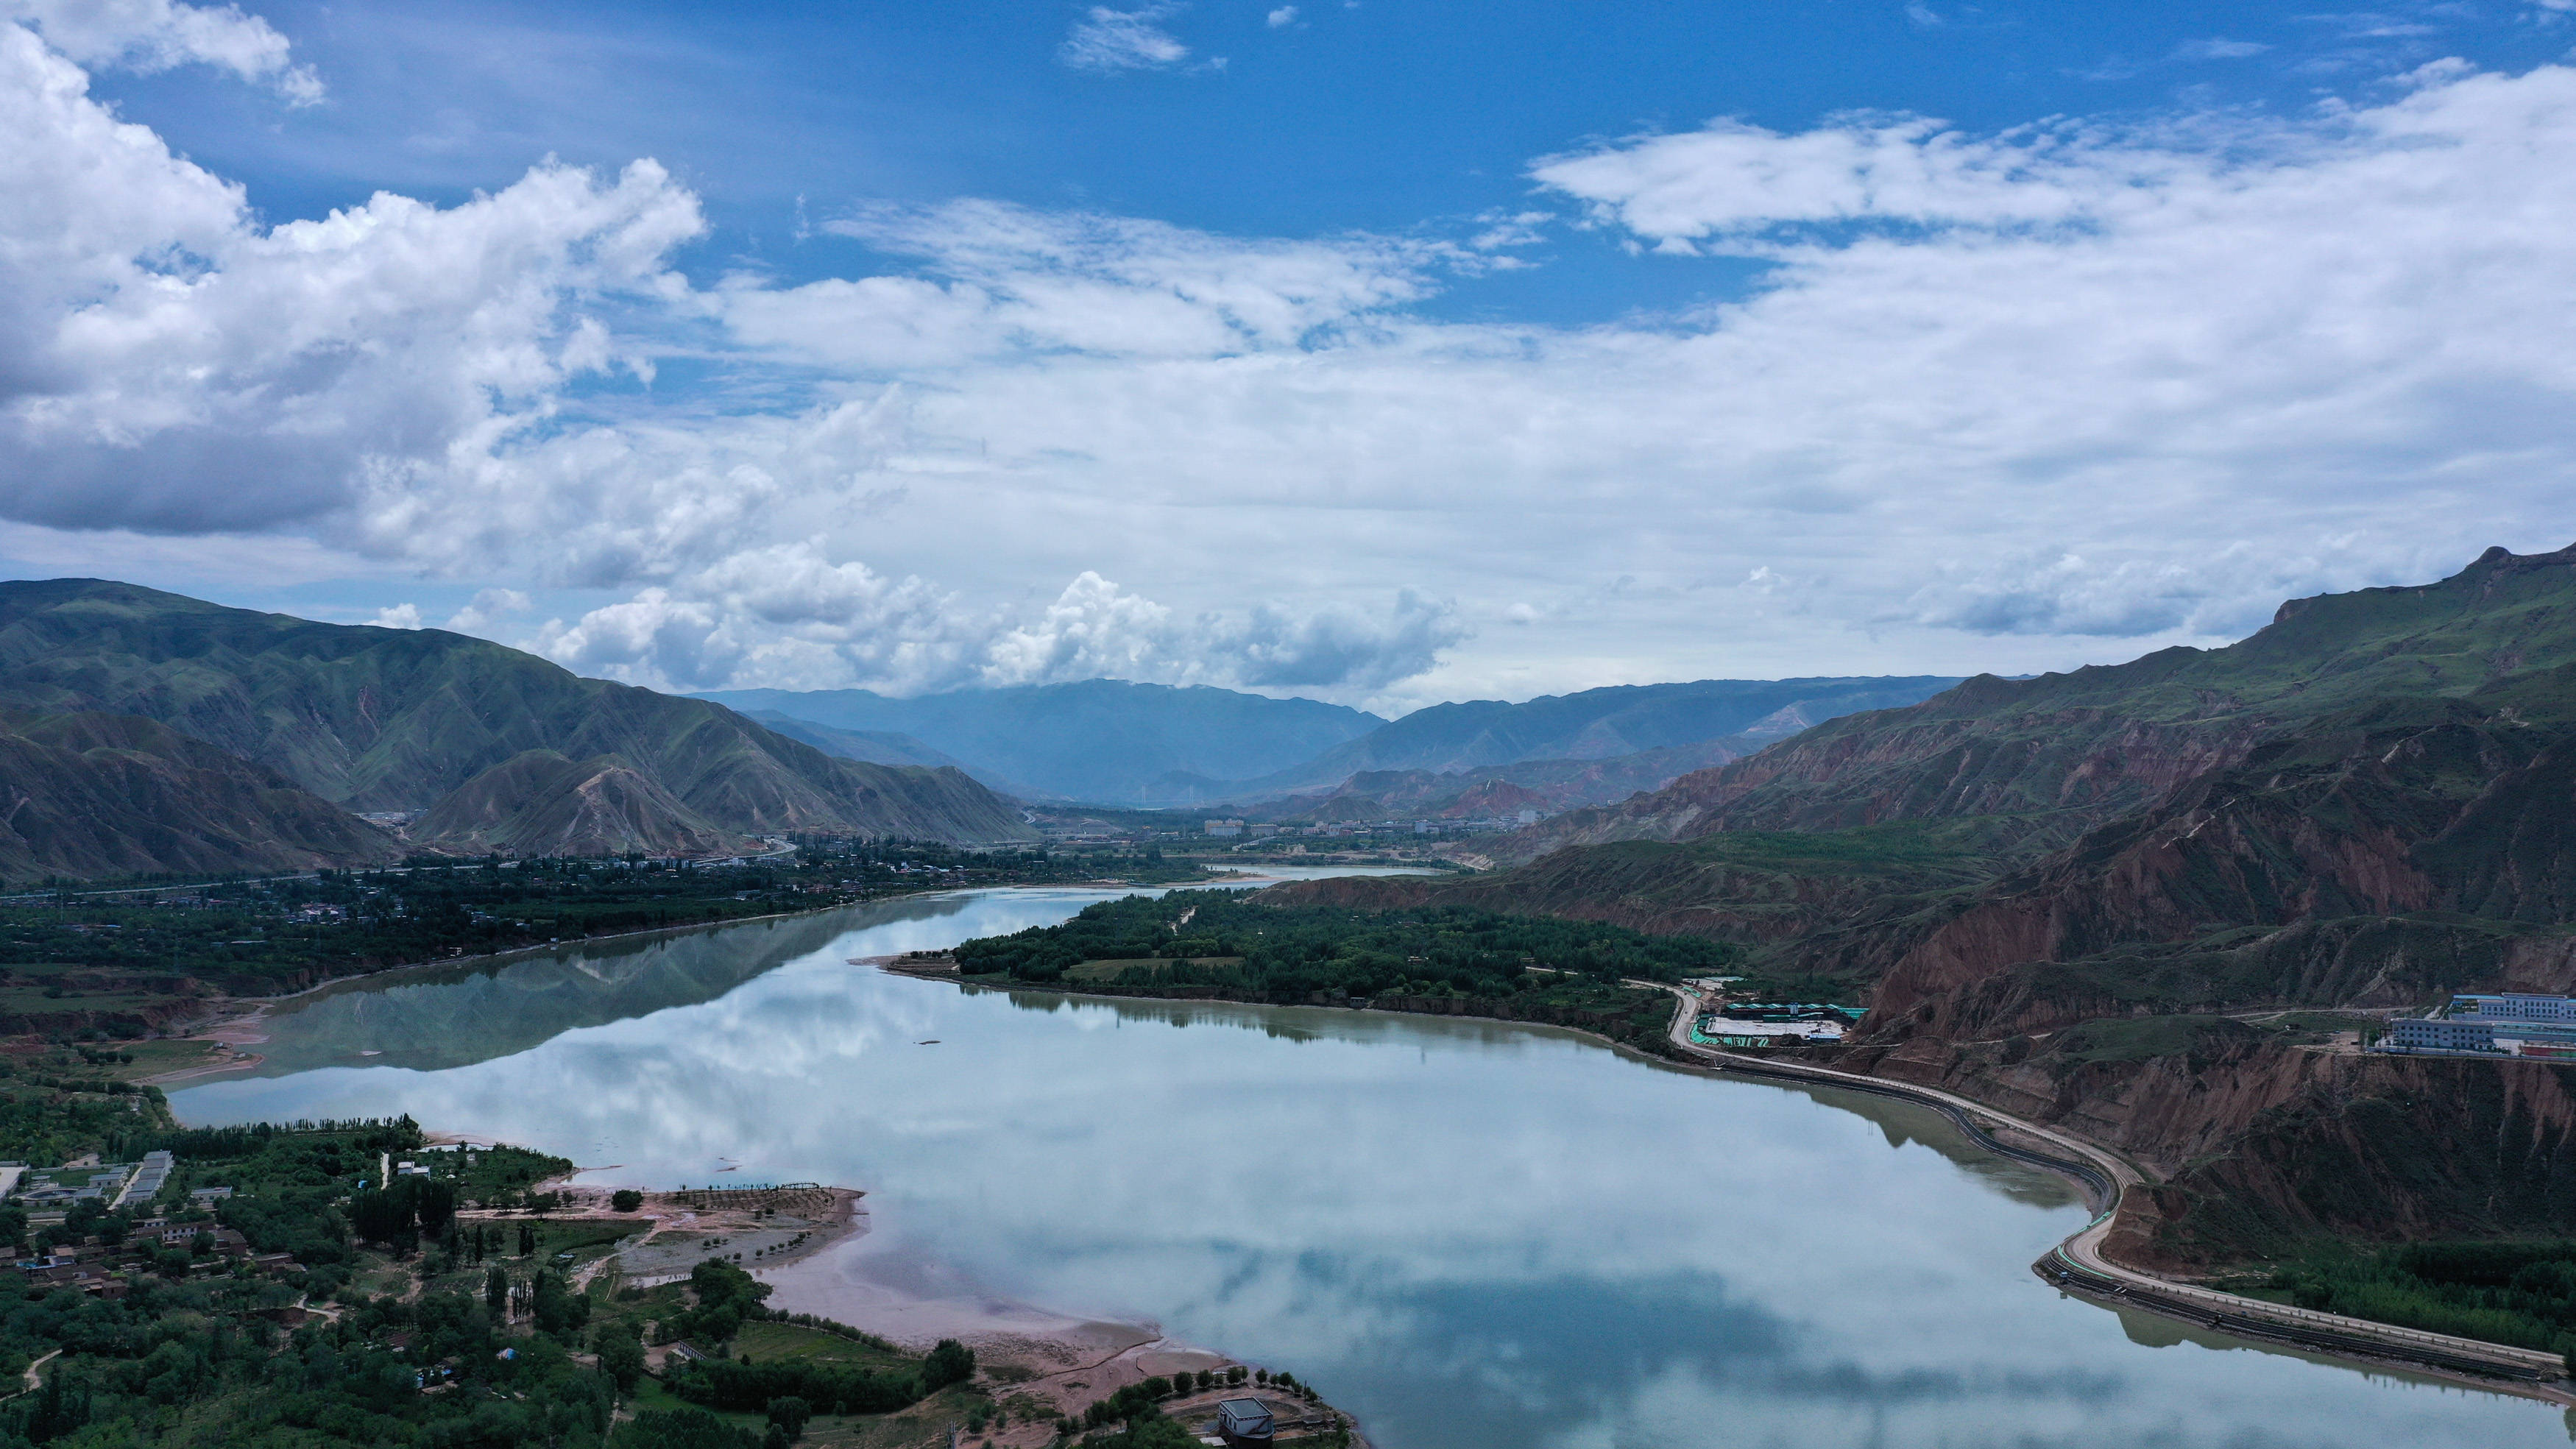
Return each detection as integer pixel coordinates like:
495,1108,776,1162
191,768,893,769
0,21,704,536
369,602,422,629
1529,114,2117,247
1,0,319,99
717,199,1451,367
14,30,2576,706
1903,2,1942,29
1060,4,1189,72
2173,38,2271,61
445,587,531,635
1266,6,1297,27
528,557,1466,695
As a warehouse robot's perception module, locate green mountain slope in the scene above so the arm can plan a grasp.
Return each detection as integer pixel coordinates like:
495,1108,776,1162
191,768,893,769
1510,543,2576,862
700,679,1384,804
0,579,1033,853
0,706,400,879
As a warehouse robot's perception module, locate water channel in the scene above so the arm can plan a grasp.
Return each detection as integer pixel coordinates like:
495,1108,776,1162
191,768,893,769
169,885,2570,1448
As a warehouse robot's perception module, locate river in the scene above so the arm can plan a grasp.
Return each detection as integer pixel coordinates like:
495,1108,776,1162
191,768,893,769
169,885,2570,1448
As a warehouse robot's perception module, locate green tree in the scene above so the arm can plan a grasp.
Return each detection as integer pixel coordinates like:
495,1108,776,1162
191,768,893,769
533,1269,590,1336
598,1332,648,1395
486,1265,509,1315
921,1338,974,1390
765,1395,811,1441
612,1188,645,1213
612,1407,760,1449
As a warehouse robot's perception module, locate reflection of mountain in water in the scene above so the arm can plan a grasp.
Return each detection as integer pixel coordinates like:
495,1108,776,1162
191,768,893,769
249,896,985,1075
978,986,2081,1205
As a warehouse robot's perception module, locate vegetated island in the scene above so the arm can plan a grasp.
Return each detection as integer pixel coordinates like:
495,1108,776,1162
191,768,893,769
935,888,2576,1401
0,1052,1360,1449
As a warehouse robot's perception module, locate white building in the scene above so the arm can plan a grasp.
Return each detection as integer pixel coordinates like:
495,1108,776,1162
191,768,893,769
2450,993,2576,1024
2383,1018,2499,1053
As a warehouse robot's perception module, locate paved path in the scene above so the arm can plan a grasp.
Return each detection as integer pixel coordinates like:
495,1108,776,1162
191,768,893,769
1648,984,2567,1389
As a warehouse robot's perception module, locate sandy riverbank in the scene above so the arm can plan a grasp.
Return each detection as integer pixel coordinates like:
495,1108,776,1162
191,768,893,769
743,1202,1348,1446
545,1166,1355,1444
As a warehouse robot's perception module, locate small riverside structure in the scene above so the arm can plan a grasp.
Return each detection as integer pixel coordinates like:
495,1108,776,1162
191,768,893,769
1691,998,1864,1049
1216,1399,1275,1446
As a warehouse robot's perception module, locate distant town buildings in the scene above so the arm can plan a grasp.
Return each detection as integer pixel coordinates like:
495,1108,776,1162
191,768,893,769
1204,819,1245,837
2452,993,2576,1024
2377,993,2576,1059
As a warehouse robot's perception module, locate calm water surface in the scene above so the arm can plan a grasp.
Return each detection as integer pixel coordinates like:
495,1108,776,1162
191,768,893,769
171,887,2572,1449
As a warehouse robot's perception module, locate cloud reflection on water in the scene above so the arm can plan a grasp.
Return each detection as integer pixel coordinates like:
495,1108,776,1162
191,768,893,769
171,890,2562,1449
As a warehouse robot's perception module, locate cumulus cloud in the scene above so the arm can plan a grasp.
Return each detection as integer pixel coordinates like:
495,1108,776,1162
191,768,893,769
0,23,704,535
1267,6,1297,27
1,0,319,99
1060,4,1189,72
445,587,531,635
531,559,1465,695
13,23,2576,704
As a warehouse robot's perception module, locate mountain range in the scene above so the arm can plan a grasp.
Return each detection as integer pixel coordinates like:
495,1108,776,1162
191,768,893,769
697,681,1384,804
1271,542,2576,1259
0,580,1962,878
714,674,1963,810
0,579,1031,876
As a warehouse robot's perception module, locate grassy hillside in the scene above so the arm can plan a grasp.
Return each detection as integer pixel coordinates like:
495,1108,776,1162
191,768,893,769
0,580,1033,854
1510,542,2576,862
0,706,400,882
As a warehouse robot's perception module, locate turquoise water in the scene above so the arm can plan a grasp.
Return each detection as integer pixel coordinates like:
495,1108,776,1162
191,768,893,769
171,888,2571,1449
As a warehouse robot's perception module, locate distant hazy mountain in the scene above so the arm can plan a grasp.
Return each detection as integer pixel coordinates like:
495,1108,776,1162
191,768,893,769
1213,677,1966,801
698,680,1385,804
1248,736,1758,822
0,706,401,881
743,711,1052,799
0,580,1033,865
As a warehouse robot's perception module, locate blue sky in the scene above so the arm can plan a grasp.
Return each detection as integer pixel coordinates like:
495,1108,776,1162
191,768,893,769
120,2,2573,317
6,1,2576,707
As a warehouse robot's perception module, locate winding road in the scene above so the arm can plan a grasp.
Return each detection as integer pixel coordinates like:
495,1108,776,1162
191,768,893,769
1649,984,2568,1392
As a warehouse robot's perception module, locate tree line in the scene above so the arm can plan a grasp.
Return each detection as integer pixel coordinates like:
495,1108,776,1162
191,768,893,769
954,892,1740,1003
